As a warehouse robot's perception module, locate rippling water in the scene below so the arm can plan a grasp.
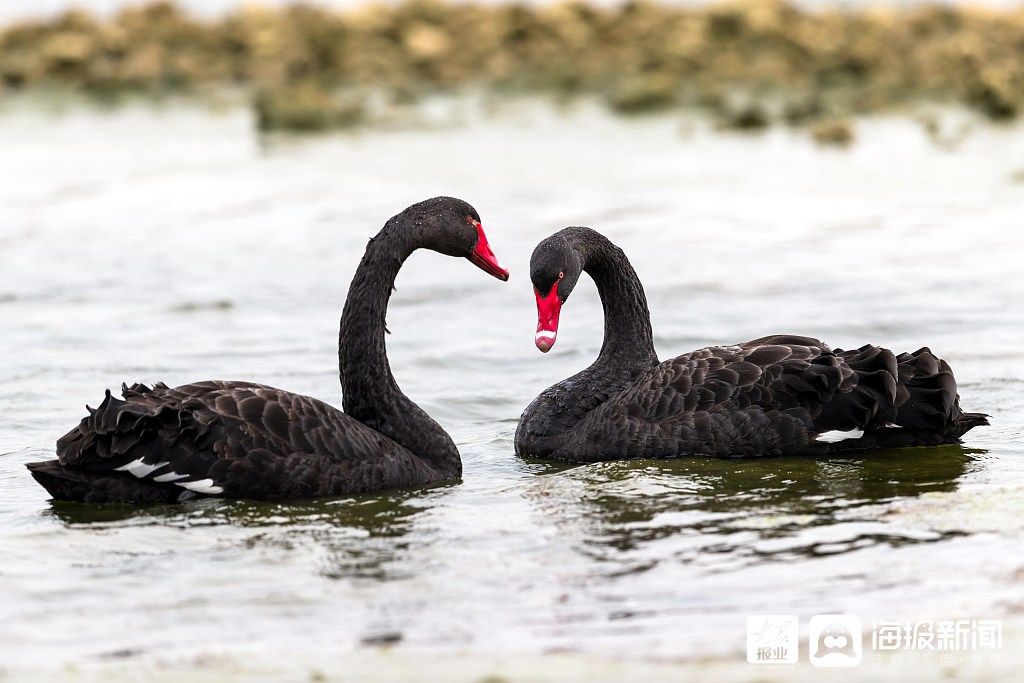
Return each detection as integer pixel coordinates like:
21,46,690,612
1,101,1022,679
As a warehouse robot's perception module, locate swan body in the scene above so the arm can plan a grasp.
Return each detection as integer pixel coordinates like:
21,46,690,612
516,227,987,462
29,197,509,503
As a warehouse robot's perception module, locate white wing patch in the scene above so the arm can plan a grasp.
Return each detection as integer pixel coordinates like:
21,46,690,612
175,479,224,495
115,458,170,478
115,458,224,495
153,471,189,483
815,429,866,443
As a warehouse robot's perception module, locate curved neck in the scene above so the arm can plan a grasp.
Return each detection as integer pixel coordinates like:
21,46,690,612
515,229,659,454
566,227,658,367
338,222,459,475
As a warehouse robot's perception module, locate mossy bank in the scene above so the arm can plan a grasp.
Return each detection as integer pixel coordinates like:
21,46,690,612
2,0,1023,132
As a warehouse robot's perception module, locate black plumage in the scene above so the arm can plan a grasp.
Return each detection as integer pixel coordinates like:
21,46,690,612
28,197,508,503
515,227,988,462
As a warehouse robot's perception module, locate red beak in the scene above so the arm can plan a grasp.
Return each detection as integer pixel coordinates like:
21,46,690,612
468,222,509,281
534,281,561,352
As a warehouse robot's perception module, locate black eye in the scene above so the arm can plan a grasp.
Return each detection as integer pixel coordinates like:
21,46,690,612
558,271,565,280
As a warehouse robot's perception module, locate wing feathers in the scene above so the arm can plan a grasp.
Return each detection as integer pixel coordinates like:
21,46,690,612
41,380,439,501
567,336,981,460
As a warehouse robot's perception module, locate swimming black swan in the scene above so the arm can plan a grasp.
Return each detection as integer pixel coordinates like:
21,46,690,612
28,197,509,503
515,226,987,462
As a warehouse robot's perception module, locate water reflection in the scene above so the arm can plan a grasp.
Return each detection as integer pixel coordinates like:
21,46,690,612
36,442,982,585
47,486,429,529
524,446,979,573
45,484,449,580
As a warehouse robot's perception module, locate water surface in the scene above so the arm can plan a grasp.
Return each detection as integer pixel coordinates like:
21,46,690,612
1,101,1022,678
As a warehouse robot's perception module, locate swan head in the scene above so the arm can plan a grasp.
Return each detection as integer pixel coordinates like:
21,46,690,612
529,233,583,352
399,196,509,281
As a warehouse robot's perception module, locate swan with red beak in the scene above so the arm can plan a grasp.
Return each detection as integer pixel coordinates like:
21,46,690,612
517,225,988,465
26,197,512,504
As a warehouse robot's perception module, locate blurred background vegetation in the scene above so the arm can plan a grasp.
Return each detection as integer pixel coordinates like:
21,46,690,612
1,0,1023,138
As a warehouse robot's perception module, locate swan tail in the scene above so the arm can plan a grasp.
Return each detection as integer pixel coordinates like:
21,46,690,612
822,346,988,452
26,460,183,504
37,382,213,503
888,347,988,438
944,412,990,440
888,347,959,429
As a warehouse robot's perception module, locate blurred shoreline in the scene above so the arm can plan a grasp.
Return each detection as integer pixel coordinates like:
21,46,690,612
1,0,1023,135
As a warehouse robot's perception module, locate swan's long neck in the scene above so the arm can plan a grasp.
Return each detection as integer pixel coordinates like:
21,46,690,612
338,222,459,476
515,229,659,456
568,228,658,369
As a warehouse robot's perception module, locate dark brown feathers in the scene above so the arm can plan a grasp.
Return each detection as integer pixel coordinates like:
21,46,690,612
39,381,442,502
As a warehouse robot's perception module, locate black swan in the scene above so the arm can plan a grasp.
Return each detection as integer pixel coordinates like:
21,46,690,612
515,226,987,462
28,197,509,503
